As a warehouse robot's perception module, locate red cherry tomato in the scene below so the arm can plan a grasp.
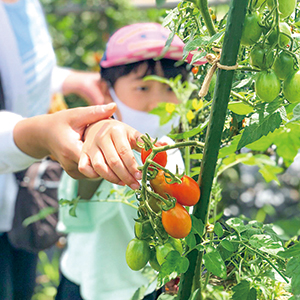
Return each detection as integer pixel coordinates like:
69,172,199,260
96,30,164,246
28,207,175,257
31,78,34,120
171,175,200,207
141,142,168,169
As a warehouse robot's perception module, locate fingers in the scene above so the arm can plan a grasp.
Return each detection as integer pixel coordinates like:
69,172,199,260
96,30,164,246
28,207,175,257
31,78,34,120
70,104,117,128
93,136,141,189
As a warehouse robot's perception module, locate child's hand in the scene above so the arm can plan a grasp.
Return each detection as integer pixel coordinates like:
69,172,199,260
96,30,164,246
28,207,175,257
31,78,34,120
79,118,143,190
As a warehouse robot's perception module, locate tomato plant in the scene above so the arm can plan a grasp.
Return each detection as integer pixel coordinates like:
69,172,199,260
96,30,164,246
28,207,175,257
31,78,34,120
255,69,281,102
141,142,168,169
161,202,192,239
125,238,151,271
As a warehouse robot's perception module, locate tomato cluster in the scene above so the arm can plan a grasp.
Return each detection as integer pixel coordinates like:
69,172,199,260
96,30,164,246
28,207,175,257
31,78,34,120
125,139,201,271
241,0,299,104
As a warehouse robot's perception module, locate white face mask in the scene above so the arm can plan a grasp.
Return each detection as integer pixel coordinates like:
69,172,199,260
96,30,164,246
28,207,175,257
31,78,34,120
109,87,180,139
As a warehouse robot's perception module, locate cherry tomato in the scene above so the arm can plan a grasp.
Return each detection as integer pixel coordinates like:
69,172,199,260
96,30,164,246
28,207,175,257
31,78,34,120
134,220,155,240
148,195,163,213
283,71,300,103
156,243,175,265
162,202,192,239
171,175,200,206
273,51,298,80
267,0,296,19
149,248,161,271
191,66,199,75
268,22,291,47
241,11,262,47
150,169,172,199
250,44,274,70
255,70,281,102
141,142,168,170
125,238,150,271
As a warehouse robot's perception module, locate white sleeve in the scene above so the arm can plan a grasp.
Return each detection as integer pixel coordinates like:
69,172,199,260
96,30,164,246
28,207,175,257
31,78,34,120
51,66,72,94
0,111,40,173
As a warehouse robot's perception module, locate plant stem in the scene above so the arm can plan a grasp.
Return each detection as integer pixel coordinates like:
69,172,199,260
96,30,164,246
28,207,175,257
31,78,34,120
177,0,249,299
197,0,216,36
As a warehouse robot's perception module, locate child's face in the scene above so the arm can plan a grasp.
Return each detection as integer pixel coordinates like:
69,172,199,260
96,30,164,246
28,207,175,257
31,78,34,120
112,62,179,113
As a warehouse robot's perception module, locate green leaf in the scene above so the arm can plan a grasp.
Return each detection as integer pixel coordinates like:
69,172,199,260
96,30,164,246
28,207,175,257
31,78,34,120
191,216,205,237
287,103,300,123
273,123,300,167
129,285,148,300
226,218,247,233
22,206,58,226
218,135,241,158
286,256,300,296
168,119,209,140
203,246,227,279
237,112,282,150
249,234,284,255
157,251,189,287
214,222,224,238
220,240,234,252
278,242,300,259
228,101,254,115
231,280,250,300
246,134,273,152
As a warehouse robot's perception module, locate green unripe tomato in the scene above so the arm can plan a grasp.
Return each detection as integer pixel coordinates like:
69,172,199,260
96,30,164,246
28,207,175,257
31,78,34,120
134,220,155,240
273,51,298,80
126,238,150,271
283,71,300,103
267,0,296,19
268,23,291,47
250,44,274,69
241,11,262,47
255,70,281,102
149,248,161,272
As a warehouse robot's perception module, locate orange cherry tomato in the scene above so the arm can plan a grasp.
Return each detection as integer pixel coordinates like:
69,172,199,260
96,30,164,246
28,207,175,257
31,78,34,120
162,202,192,239
171,175,200,207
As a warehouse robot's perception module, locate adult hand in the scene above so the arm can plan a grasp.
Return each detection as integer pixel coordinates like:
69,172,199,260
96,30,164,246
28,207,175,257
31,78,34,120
79,119,142,190
13,104,116,179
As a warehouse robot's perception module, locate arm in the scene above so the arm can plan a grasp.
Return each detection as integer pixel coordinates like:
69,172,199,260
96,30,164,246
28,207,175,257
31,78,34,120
12,104,116,179
52,66,104,105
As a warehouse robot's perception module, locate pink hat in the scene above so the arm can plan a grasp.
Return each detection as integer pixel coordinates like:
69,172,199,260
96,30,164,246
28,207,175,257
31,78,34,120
100,23,186,68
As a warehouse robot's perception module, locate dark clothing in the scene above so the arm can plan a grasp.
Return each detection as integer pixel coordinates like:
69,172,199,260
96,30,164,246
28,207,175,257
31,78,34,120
0,233,38,300
56,273,163,300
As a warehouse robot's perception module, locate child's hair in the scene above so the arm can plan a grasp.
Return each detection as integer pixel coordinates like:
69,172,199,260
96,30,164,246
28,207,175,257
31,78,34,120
101,58,189,87
100,22,189,86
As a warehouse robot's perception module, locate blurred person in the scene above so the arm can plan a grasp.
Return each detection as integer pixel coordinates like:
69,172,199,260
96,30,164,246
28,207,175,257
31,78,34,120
0,0,143,299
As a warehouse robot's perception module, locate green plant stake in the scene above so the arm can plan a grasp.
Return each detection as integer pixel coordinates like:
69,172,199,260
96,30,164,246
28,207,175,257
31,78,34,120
177,0,249,299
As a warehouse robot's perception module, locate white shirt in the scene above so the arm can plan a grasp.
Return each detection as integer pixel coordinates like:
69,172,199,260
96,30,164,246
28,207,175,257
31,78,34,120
0,0,69,232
